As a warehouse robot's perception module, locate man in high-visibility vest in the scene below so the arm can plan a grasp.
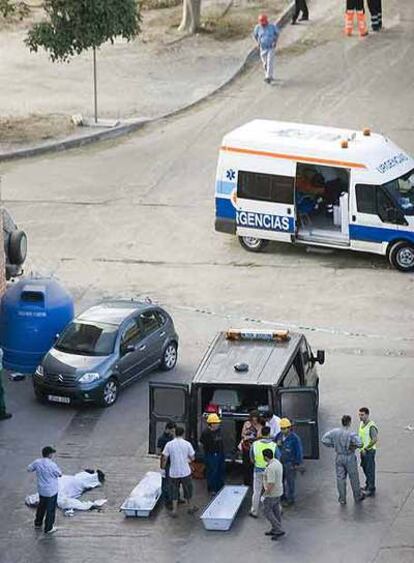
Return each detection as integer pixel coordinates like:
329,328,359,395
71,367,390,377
249,426,277,517
358,407,378,496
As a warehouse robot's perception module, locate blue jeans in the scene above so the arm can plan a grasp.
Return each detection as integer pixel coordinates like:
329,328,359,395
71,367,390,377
283,462,296,502
361,450,376,492
205,452,225,493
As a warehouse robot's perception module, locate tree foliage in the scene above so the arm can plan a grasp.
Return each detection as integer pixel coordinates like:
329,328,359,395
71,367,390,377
0,0,30,20
25,0,141,62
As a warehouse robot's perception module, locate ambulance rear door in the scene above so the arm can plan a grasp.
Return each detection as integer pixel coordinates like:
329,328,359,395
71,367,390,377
148,383,193,454
235,162,296,242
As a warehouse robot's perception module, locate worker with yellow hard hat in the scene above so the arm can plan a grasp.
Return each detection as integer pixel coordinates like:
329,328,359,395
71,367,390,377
275,418,303,506
200,413,225,495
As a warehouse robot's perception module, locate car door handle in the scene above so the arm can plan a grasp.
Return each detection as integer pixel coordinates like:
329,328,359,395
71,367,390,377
160,332,166,337
139,345,146,351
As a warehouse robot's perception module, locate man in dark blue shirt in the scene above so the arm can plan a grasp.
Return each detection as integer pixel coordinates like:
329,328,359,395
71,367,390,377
275,418,303,506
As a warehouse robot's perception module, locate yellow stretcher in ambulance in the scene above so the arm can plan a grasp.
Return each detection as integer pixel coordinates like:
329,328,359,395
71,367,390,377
214,120,414,271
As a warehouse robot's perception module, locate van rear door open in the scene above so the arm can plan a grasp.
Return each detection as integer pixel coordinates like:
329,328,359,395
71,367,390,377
148,383,191,454
276,387,319,459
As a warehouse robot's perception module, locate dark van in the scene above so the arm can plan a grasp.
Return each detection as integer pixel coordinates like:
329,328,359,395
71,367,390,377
149,328,325,460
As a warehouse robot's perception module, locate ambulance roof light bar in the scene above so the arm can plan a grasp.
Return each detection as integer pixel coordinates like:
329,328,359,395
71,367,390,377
226,329,290,342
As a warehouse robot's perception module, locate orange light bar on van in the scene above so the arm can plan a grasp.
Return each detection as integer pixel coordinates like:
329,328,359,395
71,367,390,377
226,329,290,342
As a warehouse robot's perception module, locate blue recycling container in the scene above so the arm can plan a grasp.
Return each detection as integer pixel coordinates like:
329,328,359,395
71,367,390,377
0,278,74,373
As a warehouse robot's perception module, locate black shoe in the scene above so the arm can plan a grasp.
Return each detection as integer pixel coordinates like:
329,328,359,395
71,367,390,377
0,412,12,420
265,531,277,536
364,490,375,497
291,20,297,25
299,17,309,21
177,499,186,505
274,531,286,538
356,494,366,503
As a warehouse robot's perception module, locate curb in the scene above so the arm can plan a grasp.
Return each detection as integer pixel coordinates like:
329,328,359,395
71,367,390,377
0,1,295,163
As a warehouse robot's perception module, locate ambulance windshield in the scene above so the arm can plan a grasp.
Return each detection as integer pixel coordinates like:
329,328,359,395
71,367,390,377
383,169,414,215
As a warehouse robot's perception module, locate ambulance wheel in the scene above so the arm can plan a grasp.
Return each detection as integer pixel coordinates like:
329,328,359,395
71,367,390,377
388,241,414,272
238,236,269,253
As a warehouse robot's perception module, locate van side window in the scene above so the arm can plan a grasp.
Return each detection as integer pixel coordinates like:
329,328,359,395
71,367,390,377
238,171,294,204
356,184,376,214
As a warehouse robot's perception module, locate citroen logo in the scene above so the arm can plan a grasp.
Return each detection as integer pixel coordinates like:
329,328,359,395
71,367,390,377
57,374,64,383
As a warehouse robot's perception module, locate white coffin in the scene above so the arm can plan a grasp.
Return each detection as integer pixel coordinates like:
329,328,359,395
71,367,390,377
120,472,162,518
200,485,249,531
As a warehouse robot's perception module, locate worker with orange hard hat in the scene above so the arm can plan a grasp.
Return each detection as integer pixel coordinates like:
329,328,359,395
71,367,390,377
200,413,225,494
253,14,280,84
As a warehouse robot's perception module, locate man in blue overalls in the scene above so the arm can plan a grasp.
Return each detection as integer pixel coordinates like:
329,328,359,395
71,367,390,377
275,418,303,506
200,413,225,495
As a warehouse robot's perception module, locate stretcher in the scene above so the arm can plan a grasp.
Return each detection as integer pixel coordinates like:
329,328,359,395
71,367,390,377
200,485,249,531
120,471,162,518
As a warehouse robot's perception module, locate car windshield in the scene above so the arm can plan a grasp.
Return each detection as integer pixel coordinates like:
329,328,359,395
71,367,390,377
383,168,414,215
55,321,118,356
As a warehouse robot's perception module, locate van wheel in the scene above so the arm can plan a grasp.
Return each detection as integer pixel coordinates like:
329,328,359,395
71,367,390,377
8,230,27,265
238,236,269,253
389,242,414,272
100,378,119,407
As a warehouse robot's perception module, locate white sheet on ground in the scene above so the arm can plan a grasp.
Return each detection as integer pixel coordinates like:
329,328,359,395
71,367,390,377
123,472,161,510
25,471,107,511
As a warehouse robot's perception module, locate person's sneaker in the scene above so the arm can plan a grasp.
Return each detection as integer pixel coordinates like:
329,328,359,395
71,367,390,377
0,412,12,420
45,526,58,535
291,20,297,25
364,490,375,497
338,499,346,505
274,531,286,537
355,494,366,503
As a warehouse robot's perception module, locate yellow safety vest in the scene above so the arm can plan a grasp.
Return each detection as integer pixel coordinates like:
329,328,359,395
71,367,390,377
253,440,276,469
359,420,377,450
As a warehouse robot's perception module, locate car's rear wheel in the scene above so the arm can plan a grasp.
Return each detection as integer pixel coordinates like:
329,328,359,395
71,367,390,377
100,378,119,407
161,343,178,371
389,241,414,272
238,236,269,253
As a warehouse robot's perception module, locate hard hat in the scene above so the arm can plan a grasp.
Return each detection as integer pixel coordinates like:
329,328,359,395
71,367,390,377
279,418,292,429
258,13,268,25
207,413,221,424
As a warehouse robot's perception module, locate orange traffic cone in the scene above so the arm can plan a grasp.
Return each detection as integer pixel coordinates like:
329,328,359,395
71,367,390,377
357,11,368,36
344,10,354,36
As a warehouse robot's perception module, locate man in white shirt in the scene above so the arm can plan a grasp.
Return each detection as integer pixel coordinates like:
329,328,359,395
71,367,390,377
161,426,198,517
264,411,281,439
28,446,62,534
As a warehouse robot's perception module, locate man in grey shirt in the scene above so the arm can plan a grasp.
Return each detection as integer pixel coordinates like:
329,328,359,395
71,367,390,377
28,446,62,533
322,415,365,505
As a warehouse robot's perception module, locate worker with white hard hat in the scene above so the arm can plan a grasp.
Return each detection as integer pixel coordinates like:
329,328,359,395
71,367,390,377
200,413,225,495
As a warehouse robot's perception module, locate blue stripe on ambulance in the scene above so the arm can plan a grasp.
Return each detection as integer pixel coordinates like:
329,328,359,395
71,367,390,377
349,225,414,244
216,197,236,219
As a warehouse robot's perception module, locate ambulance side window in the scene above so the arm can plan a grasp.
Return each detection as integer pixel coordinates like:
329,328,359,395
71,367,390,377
356,184,376,214
238,171,294,204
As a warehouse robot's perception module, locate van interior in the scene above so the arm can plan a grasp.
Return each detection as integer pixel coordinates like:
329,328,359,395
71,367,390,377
198,385,272,460
295,163,350,243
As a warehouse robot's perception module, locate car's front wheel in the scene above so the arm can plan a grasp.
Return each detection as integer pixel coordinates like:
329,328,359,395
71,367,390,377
389,241,414,272
100,377,119,407
161,342,178,371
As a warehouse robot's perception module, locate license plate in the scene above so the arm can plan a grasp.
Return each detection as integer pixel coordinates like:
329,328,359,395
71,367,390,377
48,395,70,404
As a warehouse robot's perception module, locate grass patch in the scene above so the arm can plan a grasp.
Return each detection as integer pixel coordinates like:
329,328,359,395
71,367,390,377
0,114,75,145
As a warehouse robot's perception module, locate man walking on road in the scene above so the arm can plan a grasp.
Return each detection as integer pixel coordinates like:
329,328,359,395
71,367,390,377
358,407,378,496
250,426,277,517
322,415,366,505
161,426,198,518
262,449,285,541
0,348,12,421
275,418,303,506
292,0,309,24
200,413,225,495
253,14,280,84
28,446,62,534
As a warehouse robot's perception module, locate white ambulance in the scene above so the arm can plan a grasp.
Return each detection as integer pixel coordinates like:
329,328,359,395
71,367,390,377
214,120,414,271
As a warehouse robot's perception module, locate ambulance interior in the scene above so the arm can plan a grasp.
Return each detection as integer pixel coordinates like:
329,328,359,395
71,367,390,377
295,163,350,242
198,385,271,460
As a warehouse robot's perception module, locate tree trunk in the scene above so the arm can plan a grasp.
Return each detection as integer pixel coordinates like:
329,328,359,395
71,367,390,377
178,0,200,33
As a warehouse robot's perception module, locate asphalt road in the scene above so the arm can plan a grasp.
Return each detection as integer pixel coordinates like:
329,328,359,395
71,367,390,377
1,1,414,562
